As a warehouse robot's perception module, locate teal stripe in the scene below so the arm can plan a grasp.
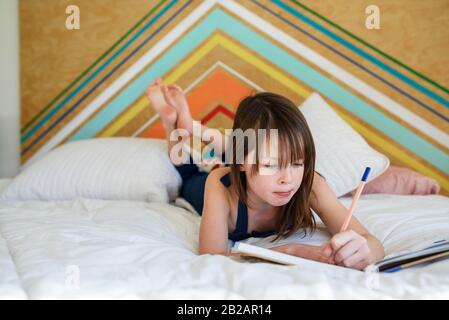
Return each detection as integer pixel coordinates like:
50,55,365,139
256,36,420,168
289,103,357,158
273,0,449,108
69,15,218,142
21,0,177,144
70,9,449,175
288,0,449,95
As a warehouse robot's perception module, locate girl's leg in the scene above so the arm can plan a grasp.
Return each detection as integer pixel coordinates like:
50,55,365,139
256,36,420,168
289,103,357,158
146,78,188,165
146,79,203,213
146,79,224,215
162,84,227,158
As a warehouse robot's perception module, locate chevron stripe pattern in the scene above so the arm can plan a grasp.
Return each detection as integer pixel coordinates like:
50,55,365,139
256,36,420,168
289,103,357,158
20,0,449,194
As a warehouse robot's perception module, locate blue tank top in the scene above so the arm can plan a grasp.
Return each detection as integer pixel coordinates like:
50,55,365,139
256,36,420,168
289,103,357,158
220,173,276,241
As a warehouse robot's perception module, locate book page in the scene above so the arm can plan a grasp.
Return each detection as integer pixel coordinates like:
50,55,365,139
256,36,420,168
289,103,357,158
240,225,331,249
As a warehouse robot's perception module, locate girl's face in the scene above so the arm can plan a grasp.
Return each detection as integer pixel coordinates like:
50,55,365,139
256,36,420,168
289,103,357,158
241,141,305,207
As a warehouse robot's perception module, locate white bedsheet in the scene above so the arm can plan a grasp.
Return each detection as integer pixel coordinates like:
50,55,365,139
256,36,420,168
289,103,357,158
0,179,12,194
0,194,448,299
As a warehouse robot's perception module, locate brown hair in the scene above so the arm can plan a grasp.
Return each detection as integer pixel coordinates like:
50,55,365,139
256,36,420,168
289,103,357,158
226,92,317,241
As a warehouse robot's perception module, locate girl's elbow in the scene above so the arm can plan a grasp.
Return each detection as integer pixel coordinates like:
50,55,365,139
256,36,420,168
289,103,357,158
198,244,229,256
198,247,212,255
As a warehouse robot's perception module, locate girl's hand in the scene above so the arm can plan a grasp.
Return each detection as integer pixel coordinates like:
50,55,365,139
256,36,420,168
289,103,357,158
330,230,375,270
272,243,335,264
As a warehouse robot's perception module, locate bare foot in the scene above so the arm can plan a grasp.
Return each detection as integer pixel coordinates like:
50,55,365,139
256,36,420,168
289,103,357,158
162,84,194,134
146,78,177,129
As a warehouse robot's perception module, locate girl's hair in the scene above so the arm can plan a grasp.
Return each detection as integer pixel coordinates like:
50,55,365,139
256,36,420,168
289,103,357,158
226,92,316,241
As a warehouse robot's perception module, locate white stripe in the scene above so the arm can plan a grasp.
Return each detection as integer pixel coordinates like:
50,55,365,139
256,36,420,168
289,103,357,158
132,61,222,137
26,0,448,168
132,114,159,137
217,61,265,92
23,0,218,168
219,0,449,149
132,61,265,137
185,61,222,93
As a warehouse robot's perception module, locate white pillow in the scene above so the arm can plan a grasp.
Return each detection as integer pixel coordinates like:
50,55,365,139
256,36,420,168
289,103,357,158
299,93,389,197
0,138,182,203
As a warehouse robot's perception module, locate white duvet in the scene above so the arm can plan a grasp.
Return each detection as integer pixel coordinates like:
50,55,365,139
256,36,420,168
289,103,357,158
0,191,449,299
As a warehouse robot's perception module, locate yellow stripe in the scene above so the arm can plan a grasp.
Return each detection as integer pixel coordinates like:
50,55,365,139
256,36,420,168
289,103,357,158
164,35,220,83
99,38,218,137
337,111,449,193
99,33,449,195
218,34,310,98
100,33,310,137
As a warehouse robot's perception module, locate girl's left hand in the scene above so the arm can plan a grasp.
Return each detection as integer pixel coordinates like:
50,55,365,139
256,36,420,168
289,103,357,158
329,230,375,270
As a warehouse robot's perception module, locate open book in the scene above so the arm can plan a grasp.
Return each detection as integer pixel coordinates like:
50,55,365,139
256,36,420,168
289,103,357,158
232,239,449,273
231,242,356,276
373,239,449,272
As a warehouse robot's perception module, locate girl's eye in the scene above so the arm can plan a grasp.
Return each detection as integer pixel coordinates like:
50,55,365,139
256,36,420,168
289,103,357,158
293,162,304,167
263,163,277,168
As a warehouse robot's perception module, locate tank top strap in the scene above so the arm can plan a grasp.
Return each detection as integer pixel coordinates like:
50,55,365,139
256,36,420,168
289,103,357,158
235,200,249,233
220,173,249,232
221,172,276,240
219,173,231,187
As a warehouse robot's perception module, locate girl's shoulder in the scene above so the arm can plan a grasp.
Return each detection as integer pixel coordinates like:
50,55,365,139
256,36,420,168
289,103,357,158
202,166,233,222
205,166,235,205
206,166,231,184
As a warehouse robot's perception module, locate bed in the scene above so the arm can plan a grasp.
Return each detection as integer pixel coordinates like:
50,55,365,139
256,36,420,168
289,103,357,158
1,93,448,299
1,176,449,299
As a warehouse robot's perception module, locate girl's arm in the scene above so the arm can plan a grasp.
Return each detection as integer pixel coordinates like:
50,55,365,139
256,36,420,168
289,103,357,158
198,168,231,255
310,172,385,269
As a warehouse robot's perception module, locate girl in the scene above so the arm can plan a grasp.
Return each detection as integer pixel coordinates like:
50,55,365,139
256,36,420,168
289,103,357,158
147,78,384,270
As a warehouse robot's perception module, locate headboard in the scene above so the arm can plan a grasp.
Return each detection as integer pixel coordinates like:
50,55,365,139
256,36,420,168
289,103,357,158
19,0,449,195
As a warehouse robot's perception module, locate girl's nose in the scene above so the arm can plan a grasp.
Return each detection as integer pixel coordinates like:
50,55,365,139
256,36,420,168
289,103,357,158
279,167,293,184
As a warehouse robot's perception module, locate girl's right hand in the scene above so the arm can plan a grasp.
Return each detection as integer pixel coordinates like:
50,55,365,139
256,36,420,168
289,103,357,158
272,243,335,264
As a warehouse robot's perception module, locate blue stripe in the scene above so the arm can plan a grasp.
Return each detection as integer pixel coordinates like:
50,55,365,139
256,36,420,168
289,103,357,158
21,0,179,144
253,0,449,123
384,266,401,273
68,9,449,175
67,3,207,142
22,0,190,156
272,0,449,108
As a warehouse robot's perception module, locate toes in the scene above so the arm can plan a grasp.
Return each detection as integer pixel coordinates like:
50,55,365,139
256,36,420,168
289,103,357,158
168,84,183,93
147,85,156,93
161,85,173,104
168,87,179,97
172,84,183,92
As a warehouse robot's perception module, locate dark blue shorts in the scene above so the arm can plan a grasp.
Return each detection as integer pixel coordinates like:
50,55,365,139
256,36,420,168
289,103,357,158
174,152,227,215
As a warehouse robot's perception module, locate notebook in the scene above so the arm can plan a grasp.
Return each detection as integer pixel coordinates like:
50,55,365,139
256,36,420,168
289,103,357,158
373,239,449,273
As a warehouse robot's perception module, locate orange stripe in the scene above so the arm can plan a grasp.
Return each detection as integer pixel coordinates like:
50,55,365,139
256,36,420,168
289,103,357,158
141,68,253,138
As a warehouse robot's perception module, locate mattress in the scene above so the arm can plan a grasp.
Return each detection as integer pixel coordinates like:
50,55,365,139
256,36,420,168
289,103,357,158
0,193,448,299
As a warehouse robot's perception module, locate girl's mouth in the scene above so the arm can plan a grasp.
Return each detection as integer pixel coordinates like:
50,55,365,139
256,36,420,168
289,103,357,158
273,191,292,197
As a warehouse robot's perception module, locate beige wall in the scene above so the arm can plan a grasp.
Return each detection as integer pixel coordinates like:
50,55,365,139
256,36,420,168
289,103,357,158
0,0,20,178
